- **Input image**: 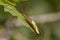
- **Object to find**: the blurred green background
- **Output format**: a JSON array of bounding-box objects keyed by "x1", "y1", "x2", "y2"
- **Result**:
[{"x1": 0, "y1": 0, "x2": 60, "y2": 40}]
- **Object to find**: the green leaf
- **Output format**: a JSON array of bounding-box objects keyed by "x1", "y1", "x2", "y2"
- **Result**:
[
  {"x1": 0, "y1": 0, "x2": 40, "y2": 34},
  {"x1": 0, "y1": 0, "x2": 31, "y2": 30}
]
